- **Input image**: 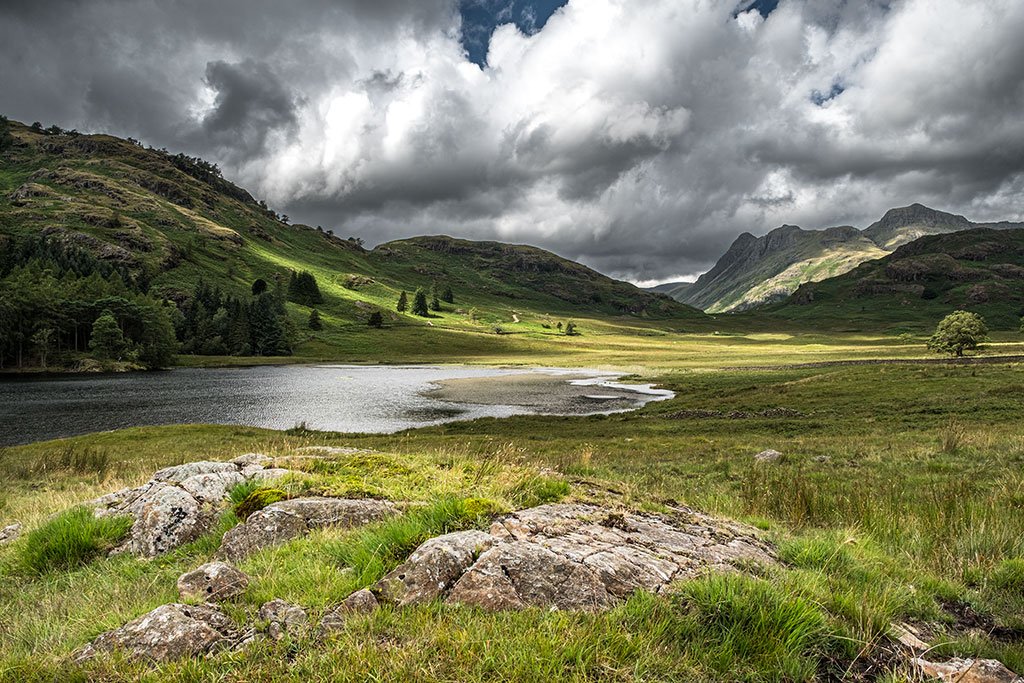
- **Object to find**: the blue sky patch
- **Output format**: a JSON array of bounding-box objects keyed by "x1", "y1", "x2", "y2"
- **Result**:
[{"x1": 459, "y1": 0, "x2": 569, "y2": 67}]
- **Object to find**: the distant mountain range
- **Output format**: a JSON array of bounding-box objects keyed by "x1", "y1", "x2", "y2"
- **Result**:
[{"x1": 653, "y1": 204, "x2": 1024, "y2": 313}]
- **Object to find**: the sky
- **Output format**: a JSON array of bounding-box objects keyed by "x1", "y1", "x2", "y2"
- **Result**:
[{"x1": 2, "y1": 0, "x2": 1023, "y2": 285}]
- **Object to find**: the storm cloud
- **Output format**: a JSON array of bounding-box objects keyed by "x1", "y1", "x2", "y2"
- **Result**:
[{"x1": 1, "y1": 0, "x2": 1023, "y2": 283}]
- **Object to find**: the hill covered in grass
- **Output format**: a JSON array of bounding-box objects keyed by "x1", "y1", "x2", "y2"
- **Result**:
[
  {"x1": 663, "y1": 204, "x2": 1024, "y2": 313},
  {"x1": 765, "y1": 228, "x2": 1024, "y2": 331},
  {"x1": 0, "y1": 118, "x2": 701, "y2": 370}
]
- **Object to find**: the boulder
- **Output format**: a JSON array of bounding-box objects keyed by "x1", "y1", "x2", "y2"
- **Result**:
[
  {"x1": 152, "y1": 461, "x2": 240, "y2": 484},
  {"x1": 231, "y1": 453, "x2": 273, "y2": 467},
  {"x1": 217, "y1": 508, "x2": 308, "y2": 562},
  {"x1": 913, "y1": 658, "x2": 1023, "y2": 683},
  {"x1": 377, "y1": 503, "x2": 775, "y2": 612},
  {"x1": 129, "y1": 485, "x2": 206, "y2": 557},
  {"x1": 177, "y1": 562, "x2": 249, "y2": 602},
  {"x1": 76, "y1": 604, "x2": 240, "y2": 663},
  {"x1": 754, "y1": 449, "x2": 783, "y2": 463},
  {"x1": 259, "y1": 599, "x2": 308, "y2": 640},
  {"x1": 179, "y1": 471, "x2": 245, "y2": 503},
  {"x1": 270, "y1": 497, "x2": 396, "y2": 528}
]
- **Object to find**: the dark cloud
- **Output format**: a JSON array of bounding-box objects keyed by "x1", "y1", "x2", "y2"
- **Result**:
[{"x1": 0, "y1": 0, "x2": 1022, "y2": 283}]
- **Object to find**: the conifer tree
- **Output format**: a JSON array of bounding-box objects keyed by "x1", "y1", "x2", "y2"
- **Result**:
[
  {"x1": 397, "y1": 290, "x2": 408, "y2": 312},
  {"x1": 308, "y1": 309, "x2": 323, "y2": 330},
  {"x1": 412, "y1": 288, "x2": 430, "y2": 316}
]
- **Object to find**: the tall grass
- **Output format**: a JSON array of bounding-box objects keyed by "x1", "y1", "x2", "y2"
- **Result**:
[{"x1": 16, "y1": 507, "x2": 132, "y2": 575}]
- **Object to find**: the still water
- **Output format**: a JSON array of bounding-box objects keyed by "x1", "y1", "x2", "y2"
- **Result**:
[{"x1": 0, "y1": 365, "x2": 673, "y2": 446}]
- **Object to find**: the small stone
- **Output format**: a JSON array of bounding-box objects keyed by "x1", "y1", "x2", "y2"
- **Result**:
[
  {"x1": 890, "y1": 622, "x2": 930, "y2": 651},
  {"x1": 912, "y1": 657, "x2": 1023, "y2": 683},
  {"x1": 812, "y1": 455, "x2": 832, "y2": 464},
  {"x1": 320, "y1": 590, "x2": 378, "y2": 634},
  {"x1": 259, "y1": 599, "x2": 308, "y2": 640},
  {"x1": 177, "y1": 562, "x2": 249, "y2": 602},
  {"x1": 0, "y1": 522, "x2": 22, "y2": 545},
  {"x1": 754, "y1": 449, "x2": 783, "y2": 463}
]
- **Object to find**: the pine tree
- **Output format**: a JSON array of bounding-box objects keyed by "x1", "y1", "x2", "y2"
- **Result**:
[
  {"x1": 368, "y1": 311, "x2": 383, "y2": 328},
  {"x1": 90, "y1": 309, "x2": 125, "y2": 360},
  {"x1": 412, "y1": 288, "x2": 430, "y2": 317},
  {"x1": 429, "y1": 283, "x2": 441, "y2": 311},
  {"x1": 397, "y1": 290, "x2": 408, "y2": 313},
  {"x1": 250, "y1": 294, "x2": 290, "y2": 356},
  {"x1": 442, "y1": 285, "x2": 454, "y2": 304},
  {"x1": 308, "y1": 309, "x2": 323, "y2": 330}
]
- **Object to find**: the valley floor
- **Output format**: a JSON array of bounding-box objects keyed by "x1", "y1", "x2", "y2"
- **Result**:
[{"x1": 1, "y1": 337, "x2": 1023, "y2": 681}]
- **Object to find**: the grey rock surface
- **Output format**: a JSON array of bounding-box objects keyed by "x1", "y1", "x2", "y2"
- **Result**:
[
  {"x1": 177, "y1": 562, "x2": 250, "y2": 602},
  {"x1": 259, "y1": 599, "x2": 308, "y2": 640}
]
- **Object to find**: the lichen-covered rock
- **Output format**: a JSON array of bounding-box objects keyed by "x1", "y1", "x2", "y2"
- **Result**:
[
  {"x1": 129, "y1": 485, "x2": 206, "y2": 557},
  {"x1": 217, "y1": 508, "x2": 308, "y2": 562},
  {"x1": 152, "y1": 461, "x2": 240, "y2": 484},
  {"x1": 378, "y1": 530, "x2": 495, "y2": 605},
  {"x1": 0, "y1": 522, "x2": 22, "y2": 545},
  {"x1": 177, "y1": 562, "x2": 249, "y2": 602},
  {"x1": 179, "y1": 471, "x2": 245, "y2": 503},
  {"x1": 247, "y1": 467, "x2": 293, "y2": 483},
  {"x1": 754, "y1": 449, "x2": 782, "y2": 463},
  {"x1": 320, "y1": 590, "x2": 379, "y2": 634},
  {"x1": 231, "y1": 453, "x2": 273, "y2": 468},
  {"x1": 259, "y1": 599, "x2": 308, "y2": 640},
  {"x1": 377, "y1": 503, "x2": 775, "y2": 613},
  {"x1": 218, "y1": 498, "x2": 397, "y2": 560},
  {"x1": 913, "y1": 657, "x2": 1023, "y2": 683},
  {"x1": 75, "y1": 604, "x2": 240, "y2": 663}
]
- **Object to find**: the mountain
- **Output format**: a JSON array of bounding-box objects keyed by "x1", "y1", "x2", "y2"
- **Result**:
[
  {"x1": 0, "y1": 119, "x2": 700, "y2": 369},
  {"x1": 665, "y1": 204, "x2": 1024, "y2": 313},
  {"x1": 765, "y1": 228, "x2": 1024, "y2": 331}
]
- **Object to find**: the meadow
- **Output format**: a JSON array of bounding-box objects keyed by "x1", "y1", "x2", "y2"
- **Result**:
[{"x1": 1, "y1": 330, "x2": 1023, "y2": 681}]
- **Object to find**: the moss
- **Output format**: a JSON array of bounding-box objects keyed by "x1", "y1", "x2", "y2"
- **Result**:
[{"x1": 234, "y1": 488, "x2": 289, "y2": 521}]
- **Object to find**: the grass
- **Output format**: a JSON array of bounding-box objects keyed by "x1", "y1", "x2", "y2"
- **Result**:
[
  {"x1": 13, "y1": 507, "x2": 132, "y2": 575},
  {"x1": 1, "y1": 356, "x2": 1023, "y2": 680}
]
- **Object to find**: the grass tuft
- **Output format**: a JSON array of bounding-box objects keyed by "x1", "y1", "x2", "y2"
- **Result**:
[
  {"x1": 16, "y1": 507, "x2": 132, "y2": 575},
  {"x1": 991, "y1": 558, "x2": 1024, "y2": 594}
]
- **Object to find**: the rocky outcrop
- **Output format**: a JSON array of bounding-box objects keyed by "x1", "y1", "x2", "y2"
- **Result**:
[
  {"x1": 377, "y1": 503, "x2": 775, "y2": 612},
  {"x1": 89, "y1": 455, "x2": 298, "y2": 557},
  {"x1": 177, "y1": 562, "x2": 249, "y2": 602},
  {"x1": 217, "y1": 498, "x2": 397, "y2": 561},
  {"x1": 76, "y1": 604, "x2": 244, "y2": 663}
]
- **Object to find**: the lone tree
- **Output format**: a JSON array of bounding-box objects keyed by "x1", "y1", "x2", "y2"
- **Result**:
[
  {"x1": 412, "y1": 288, "x2": 430, "y2": 317},
  {"x1": 429, "y1": 283, "x2": 441, "y2": 312},
  {"x1": 90, "y1": 310, "x2": 125, "y2": 360},
  {"x1": 396, "y1": 290, "x2": 408, "y2": 313},
  {"x1": 927, "y1": 310, "x2": 988, "y2": 357},
  {"x1": 251, "y1": 278, "x2": 268, "y2": 296},
  {"x1": 308, "y1": 309, "x2": 323, "y2": 330},
  {"x1": 441, "y1": 285, "x2": 454, "y2": 304},
  {"x1": 368, "y1": 311, "x2": 384, "y2": 328}
]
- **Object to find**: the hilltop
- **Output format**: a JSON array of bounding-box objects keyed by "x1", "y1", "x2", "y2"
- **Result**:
[
  {"x1": 0, "y1": 119, "x2": 700, "y2": 370},
  {"x1": 765, "y1": 227, "x2": 1024, "y2": 331},
  {"x1": 661, "y1": 204, "x2": 1024, "y2": 313}
]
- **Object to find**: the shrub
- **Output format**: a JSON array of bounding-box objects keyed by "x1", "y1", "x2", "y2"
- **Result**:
[
  {"x1": 234, "y1": 488, "x2": 289, "y2": 521},
  {"x1": 18, "y1": 507, "x2": 132, "y2": 575}
]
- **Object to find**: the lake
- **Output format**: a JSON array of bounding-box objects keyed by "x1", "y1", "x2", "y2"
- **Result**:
[{"x1": 0, "y1": 365, "x2": 674, "y2": 446}]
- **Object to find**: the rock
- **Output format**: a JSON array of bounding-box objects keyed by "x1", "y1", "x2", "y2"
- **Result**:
[
  {"x1": 378, "y1": 530, "x2": 496, "y2": 606},
  {"x1": 76, "y1": 603, "x2": 240, "y2": 663},
  {"x1": 129, "y1": 485, "x2": 206, "y2": 557},
  {"x1": 259, "y1": 599, "x2": 308, "y2": 640},
  {"x1": 217, "y1": 507, "x2": 308, "y2": 562},
  {"x1": 271, "y1": 498, "x2": 396, "y2": 528},
  {"x1": 177, "y1": 562, "x2": 249, "y2": 602},
  {"x1": 811, "y1": 455, "x2": 831, "y2": 464},
  {"x1": 890, "y1": 622, "x2": 930, "y2": 651},
  {"x1": 152, "y1": 461, "x2": 240, "y2": 484},
  {"x1": 179, "y1": 471, "x2": 244, "y2": 503},
  {"x1": 320, "y1": 590, "x2": 379, "y2": 634},
  {"x1": 377, "y1": 503, "x2": 775, "y2": 613},
  {"x1": 754, "y1": 449, "x2": 783, "y2": 463},
  {"x1": 0, "y1": 522, "x2": 22, "y2": 545},
  {"x1": 295, "y1": 446, "x2": 371, "y2": 456},
  {"x1": 231, "y1": 453, "x2": 273, "y2": 467},
  {"x1": 247, "y1": 467, "x2": 293, "y2": 483},
  {"x1": 913, "y1": 657, "x2": 1023, "y2": 683}
]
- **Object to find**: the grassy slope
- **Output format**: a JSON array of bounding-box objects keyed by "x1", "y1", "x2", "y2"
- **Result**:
[
  {"x1": 1, "y1": 359, "x2": 1023, "y2": 680},
  {"x1": 765, "y1": 228, "x2": 1024, "y2": 332},
  {"x1": 0, "y1": 121, "x2": 701, "y2": 365}
]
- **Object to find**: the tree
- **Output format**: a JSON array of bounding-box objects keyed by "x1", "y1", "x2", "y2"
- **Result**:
[
  {"x1": 0, "y1": 115, "x2": 12, "y2": 153},
  {"x1": 249, "y1": 294, "x2": 290, "y2": 356},
  {"x1": 368, "y1": 311, "x2": 383, "y2": 328},
  {"x1": 90, "y1": 310, "x2": 125, "y2": 360},
  {"x1": 429, "y1": 283, "x2": 441, "y2": 312},
  {"x1": 396, "y1": 291, "x2": 408, "y2": 313},
  {"x1": 251, "y1": 278, "x2": 268, "y2": 295},
  {"x1": 287, "y1": 270, "x2": 323, "y2": 306},
  {"x1": 308, "y1": 309, "x2": 323, "y2": 330},
  {"x1": 412, "y1": 288, "x2": 430, "y2": 317},
  {"x1": 564, "y1": 321, "x2": 578, "y2": 336},
  {"x1": 927, "y1": 310, "x2": 988, "y2": 357},
  {"x1": 441, "y1": 285, "x2": 454, "y2": 304},
  {"x1": 31, "y1": 327, "x2": 54, "y2": 368}
]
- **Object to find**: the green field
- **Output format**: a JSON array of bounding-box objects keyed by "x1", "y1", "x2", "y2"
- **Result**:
[{"x1": 2, "y1": 333, "x2": 1023, "y2": 681}]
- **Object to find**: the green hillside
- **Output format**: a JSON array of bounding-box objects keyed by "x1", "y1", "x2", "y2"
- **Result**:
[
  {"x1": 765, "y1": 228, "x2": 1024, "y2": 331},
  {"x1": 0, "y1": 119, "x2": 701, "y2": 369}
]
